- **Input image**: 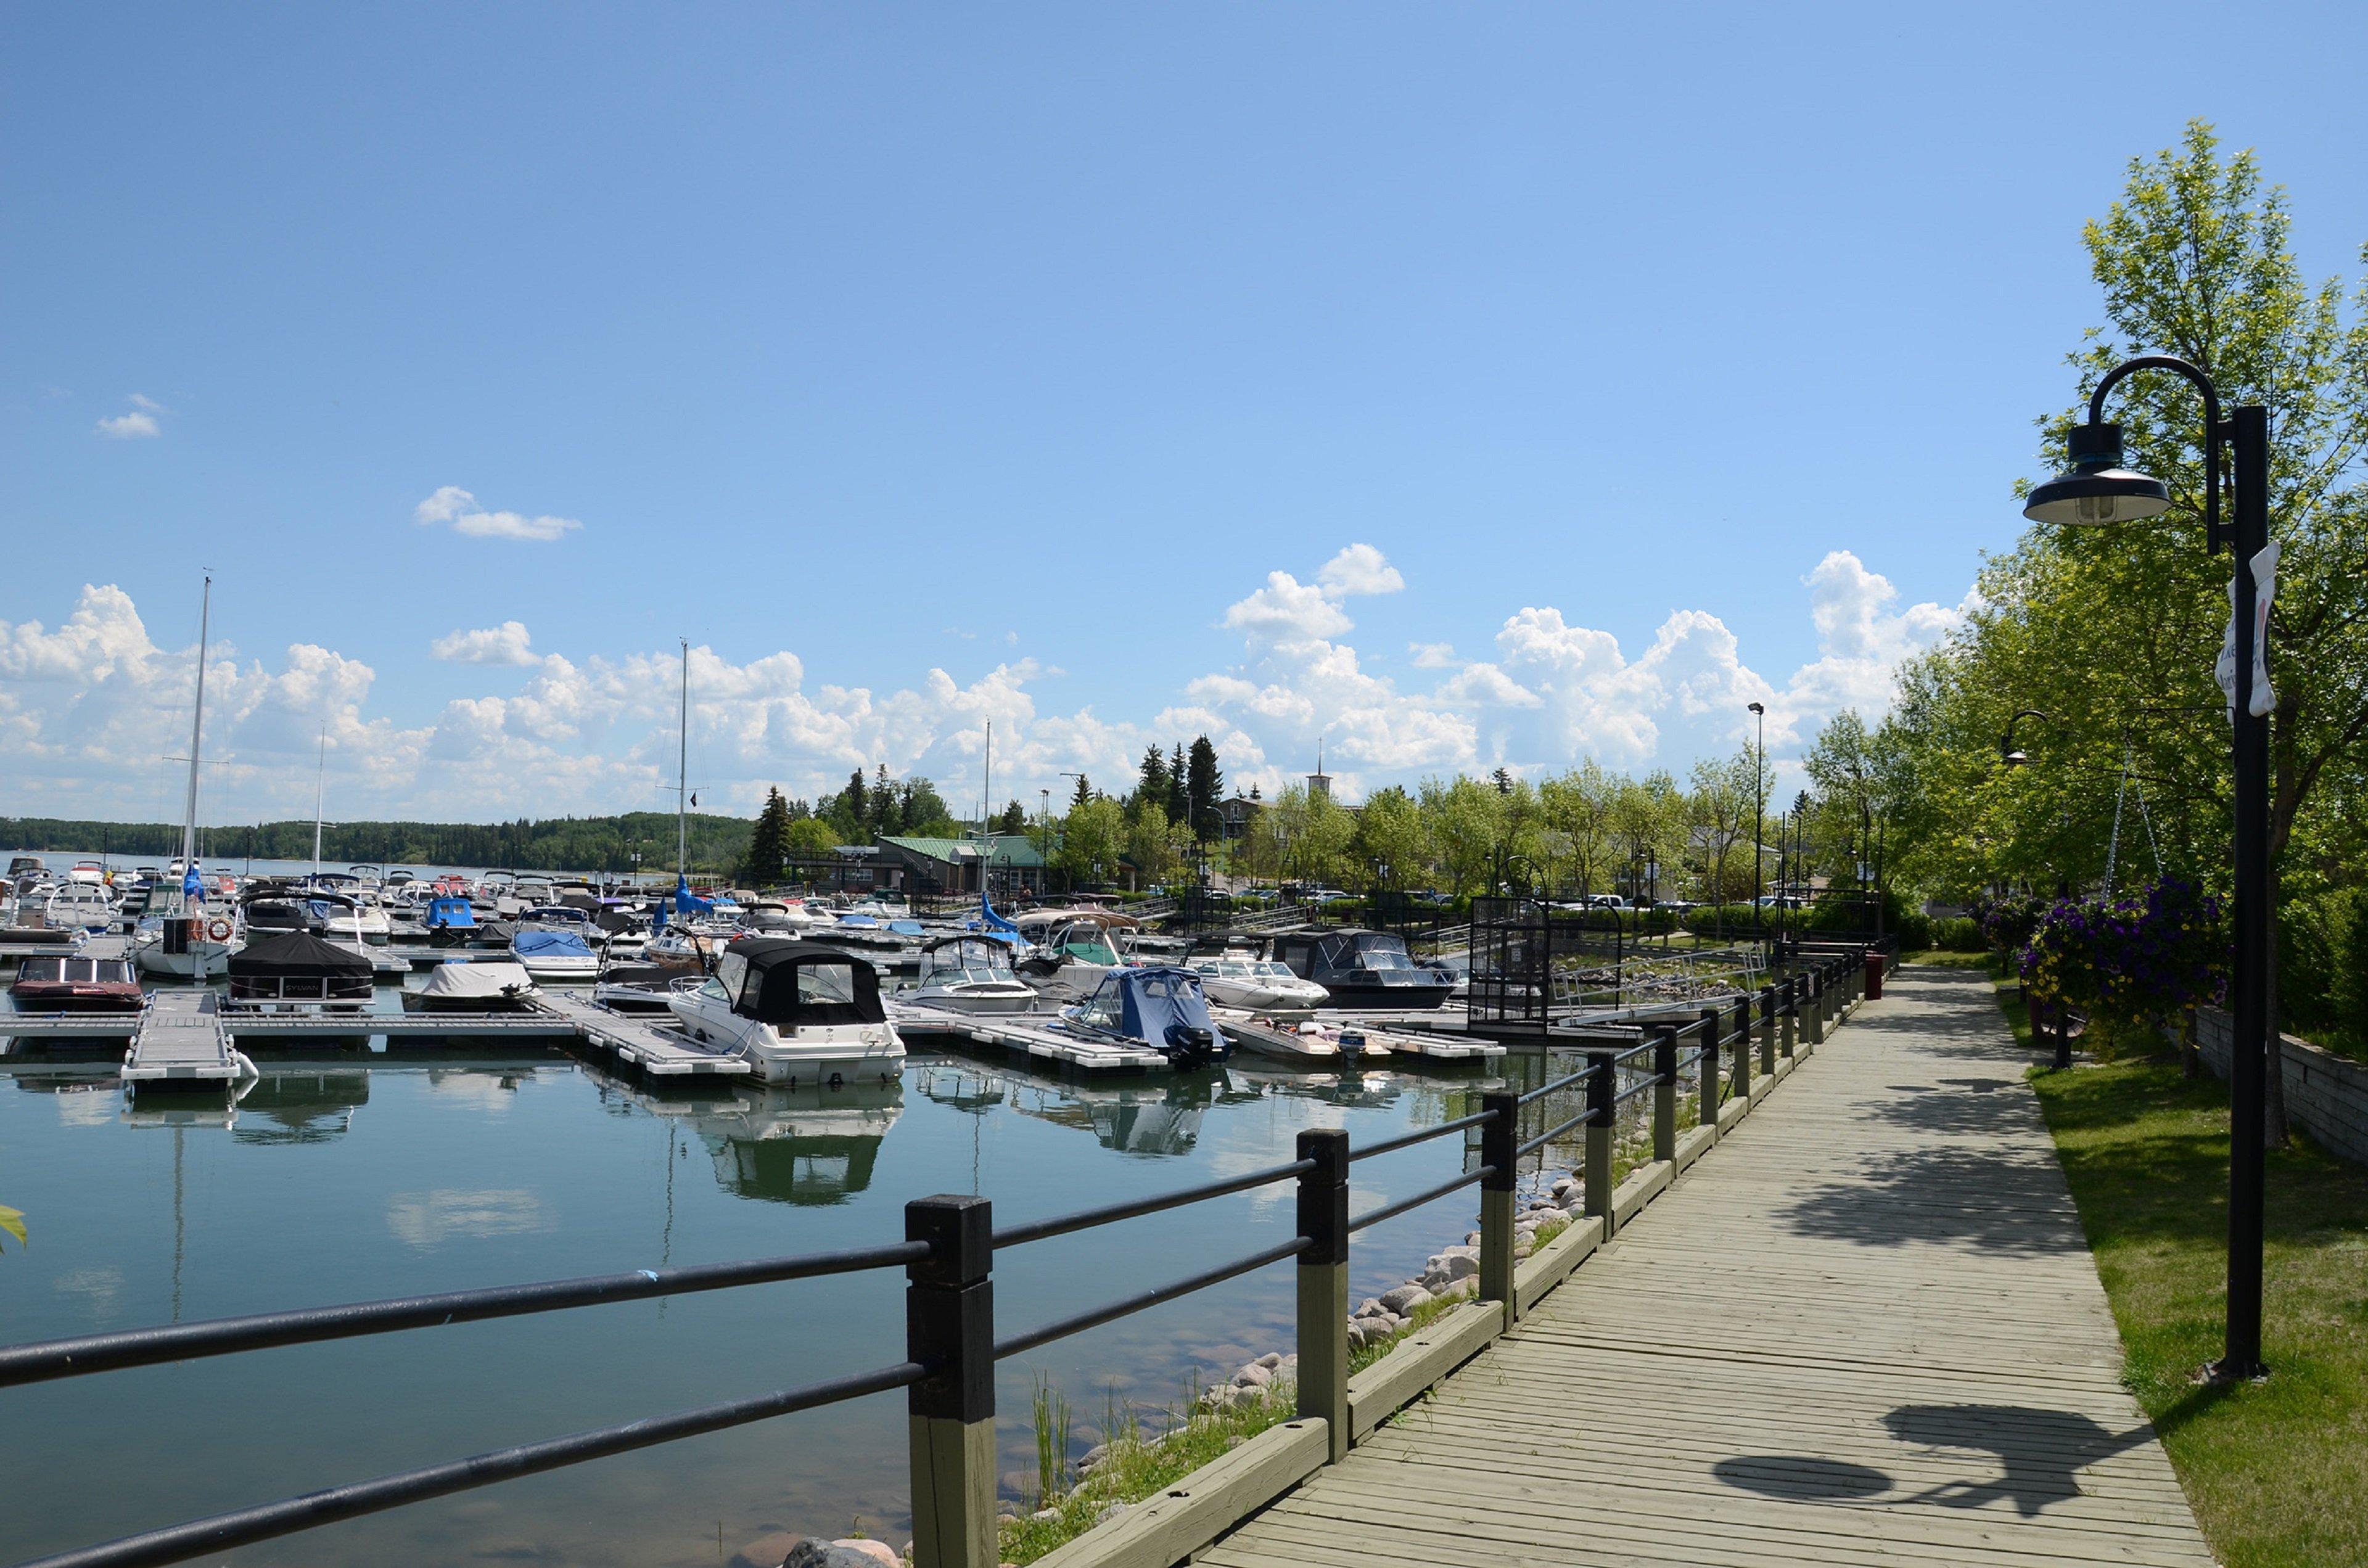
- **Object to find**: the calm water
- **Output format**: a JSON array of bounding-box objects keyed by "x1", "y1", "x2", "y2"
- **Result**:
[{"x1": 0, "y1": 1025, "x2": 1598, "y2": 1566}]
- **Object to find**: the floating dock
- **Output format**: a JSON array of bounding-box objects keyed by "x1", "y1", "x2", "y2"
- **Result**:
[
  {"x1": 121, "y1": 989, "x2": 240, "y2": 1085},
  {"x1": 1219, "y1": 1012, "x2": 1503, "y2": 1067},
  {"x1": 890, "y1": 1003, "x2": 1169, "y2": 1072},
  {"x1": 530, "y1": 990, "x2": 754, "y2": 1078}
]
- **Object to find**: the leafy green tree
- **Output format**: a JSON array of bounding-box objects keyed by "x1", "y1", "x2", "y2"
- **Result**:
[
  {"x1": 1420, "y1": 774, "x2": 1503, "y2": 897},
  {"x1": 1054, "y1": 796, "x2": 1127, "y2": 887},
  {"x1": 784, "y1": 817, "x2": 840, "y2": 860},
  {"x1": 1353, "y1": 784, "x2": 1427, "y2": 891},
  {"x1": 1688, "y1": 749, "x2": 1758, "y2": 922},
  {"x1": 1539, "y1": 760, "x2": 1619, "y2": 901}
]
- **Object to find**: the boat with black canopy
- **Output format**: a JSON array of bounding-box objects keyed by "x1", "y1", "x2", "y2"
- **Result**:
[
  {"x1": 226, "y1": 930, "x2": 374, "y2": 1012},
  {"x1": 667, "y1": 937, "x2": 904, "y2": 1087}
]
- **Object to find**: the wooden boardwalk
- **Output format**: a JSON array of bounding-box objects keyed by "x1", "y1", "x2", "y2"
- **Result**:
[{"x1": 1204, "y1": 966, "x2": 2215, "y2": 1568}]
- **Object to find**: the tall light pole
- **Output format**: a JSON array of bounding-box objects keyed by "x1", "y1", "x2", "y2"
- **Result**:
[
  {"x1": 1747, "y1": 702, "x2": 1766, "y2": 951},
  {"x1": 2024, "y1": 353, "x2": 2270, "y2": 1382}
]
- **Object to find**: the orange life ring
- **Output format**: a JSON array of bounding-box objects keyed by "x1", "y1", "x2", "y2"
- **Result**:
[{"x1": 207, "y1": 917, "x2": 234, "y2": 943}]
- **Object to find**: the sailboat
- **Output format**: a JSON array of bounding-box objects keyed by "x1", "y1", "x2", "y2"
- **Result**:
[
  {"x1": 642, "y1": 640, "x2": 728, "y2": 970},
  {"x1": 135, "y1": 577, "x2": 237, "y2": 979}
]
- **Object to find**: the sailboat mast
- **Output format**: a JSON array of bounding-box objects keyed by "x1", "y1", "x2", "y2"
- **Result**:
[
  {"x1": 676, "y1": 639, "x2": 689, "y2": 881},
  {"x1": 312, "y1": 729, "x2": 326, "y2": 881},
  {"x1": 981, "y1": 720, "x2": 992, "y2": 898},
  {"x1": 179, "y1": 577, "x2": 211, "y2": 890}
]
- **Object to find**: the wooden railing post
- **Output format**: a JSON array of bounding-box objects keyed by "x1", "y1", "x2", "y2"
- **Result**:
[
  {"x1": 1697, "y1": 1006, "x2": 1723, "y2": 1138},
  {"x1": 1779, "y1": 977, "x2": 1796, "y2": 1059},
  {"x1": 1478, "y1": 1092, "x2": 1519, "y2": 1325},
  {"x1": 1583, "y1": 1051, "x2": 1616, "y2": 1234},
  {"x1": 1757, "y1": 985, "x2": 1777, "y2": 1075},
  {"x1": 1651, "y1": 1024, "x2": 1678, "y2": 1163},
  {"x1": 1295, "y1": 1128, "x2": 1350, "y2": 1459},
  {"x1": 906, "y1": 1194, "x2": 995, "y2": 1568},
  {"x1": 1803, "y1": 968, "x2": 1825, "y2": 1046}
]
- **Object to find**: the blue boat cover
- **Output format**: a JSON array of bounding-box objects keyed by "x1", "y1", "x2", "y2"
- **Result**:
[
  {"x1": 1080, "y1": 966, "x2": 1226, "y2": 1052},
  {"x1": 513, "y1": 929, "x2": 594, "y2": 958},
  {"x1": 426, "y1": 895, "x2": 476, "y2": 929},
  {"x1": 653, "y1": 878, "x2": 713, "y2": 932}
]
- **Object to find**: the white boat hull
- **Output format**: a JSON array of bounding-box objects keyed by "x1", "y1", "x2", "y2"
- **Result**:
[{"x1": 666, "y1": 991, "x2": 904, "y2": 1086}]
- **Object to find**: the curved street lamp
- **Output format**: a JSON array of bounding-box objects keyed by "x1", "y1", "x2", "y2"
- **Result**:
[
  {"x1": 1998, "y1": 708, "x2": 2057, "y2": 769},
  {"x1": 2025, "y1": 353, "x2": 2271, "y2": 1383}
]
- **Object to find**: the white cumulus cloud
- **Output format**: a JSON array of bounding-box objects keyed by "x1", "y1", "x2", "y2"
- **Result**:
[
  {"x1": 95, "y1": 395, "x2": 162, "y2": 440},
  {"x1": 414, "y1": 486, "x2": 582, "y2": 543},
  {"x1": 431, "y1": 622, "x2": 538, "y2": 666}
]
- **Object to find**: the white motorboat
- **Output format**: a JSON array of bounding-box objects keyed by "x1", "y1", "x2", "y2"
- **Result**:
[
  {"x1": 1188, "y1": 955, "x2": 1331, "y2": 1011},
  {"x1": 908, "y1": 935, "x2": 1037, "y2": 1014},
  {"x1": 667, "y1": 938, "x2": 903, "y2": 1087},
  {"x1": 511, "y1": 928, "x2": 599, "y2": 981},
  {"x1": 592, "y1": 961, "x2": 693, "y2": 1014},
  {"x1": 39, "y1": 882, "x2": 119, "y2": 935},
  {"x1": 313, "y1": 882, "x2": 393, "y2": 946},
  {"x1": 1012, "y1": 917, "x2": 1129, "y2": 1002}
]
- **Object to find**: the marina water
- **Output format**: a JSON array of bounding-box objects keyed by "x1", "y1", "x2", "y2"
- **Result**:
[{"x1": 1, "y1": 1002, "x2": 1524, "y2": 1567}]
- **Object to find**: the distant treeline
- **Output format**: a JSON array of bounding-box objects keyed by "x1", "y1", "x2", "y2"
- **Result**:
[{"x1": 1, "y1": 813, "x2": 755, "y2": 875}]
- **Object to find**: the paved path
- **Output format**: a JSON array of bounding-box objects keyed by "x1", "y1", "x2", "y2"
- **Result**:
[{"x1": 1206, "y1": 966, "x2": 2216, "y2": 1568}]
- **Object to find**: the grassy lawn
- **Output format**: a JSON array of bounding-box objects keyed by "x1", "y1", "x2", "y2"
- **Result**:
[{"x1": 2025, "y1": 1043, "x2": 2368, "y2": 1567}]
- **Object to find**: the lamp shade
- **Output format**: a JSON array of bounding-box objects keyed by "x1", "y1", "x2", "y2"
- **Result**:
[{"x1": 2023, "y1": 420, "x2": 2171, "y2": 526}]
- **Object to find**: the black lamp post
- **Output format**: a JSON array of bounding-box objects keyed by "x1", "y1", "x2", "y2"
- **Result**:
[
  {"x1": 1747, "y1": 701, "x2": 1766, "y2": 949},
  {"x1": 2024, "y1": 354, "x2": 2271, "y2": 1383}
]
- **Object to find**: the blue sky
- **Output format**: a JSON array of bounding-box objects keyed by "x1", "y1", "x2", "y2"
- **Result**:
[{"x1": 5, "y1": 3, "x2": 2364, "y2": 824}]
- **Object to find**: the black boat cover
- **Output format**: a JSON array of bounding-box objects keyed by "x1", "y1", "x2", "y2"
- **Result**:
[
  {"x1": 229, "y1": 930, "x2": 374, "y2": 979},
  {"x1": 718, "y1": 938, "x2": 884, "y2": 1027}
]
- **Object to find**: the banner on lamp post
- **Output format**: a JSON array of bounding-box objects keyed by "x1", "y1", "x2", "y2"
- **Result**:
[{"x1": 2216, "y1": 539, "x2": 2279, "y2": 720}]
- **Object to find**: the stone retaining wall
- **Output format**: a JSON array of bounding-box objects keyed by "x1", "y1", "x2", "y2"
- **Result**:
[{"x1": 2185, "y1": 1006, "x2": 2368, "y2": 1167}]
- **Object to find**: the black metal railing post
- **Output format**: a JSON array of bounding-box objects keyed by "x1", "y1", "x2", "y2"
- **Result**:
[
  {"x1": 1651, "y1": 1024, "x2": 1678, "y2": 1164},
  {"x1": 1803, "y1": 967, "x2": 1825, "y2": 1048},
  {"x1": 1698, "y1": 1006, "x2": 1723, "y2": 1137},
  {"x1": 1478, "y1": 1092, "x2": 1519, "y2": 1324},
  {"x1": 1779, "y1": 976, "x2": 1796, "y2": 1059},
  {"x1": 1295, "y1": 1128, "x2": 1351, "y2": 1460},
  {"x1": 1757, "y1": 984, "x2": 1777, "y2": 1077},
  {"x1": 906, "y1": 1194, "x2": 994, "y2": 1568},
  {"x1": 1583, "y1": 1053, "x2": 1616, "y2": 1234},
  {"x1": 1732, "y1": 997, "x2": 1753, "y2": 1101}
]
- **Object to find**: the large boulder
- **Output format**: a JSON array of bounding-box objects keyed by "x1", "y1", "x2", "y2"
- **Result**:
[
  {"x1": 777, "y1": 1539, "x2": 893, "y2": 1568},
  {"x1": 1378, "y1": 1283, "x2": 1431, "y2": 1315}
]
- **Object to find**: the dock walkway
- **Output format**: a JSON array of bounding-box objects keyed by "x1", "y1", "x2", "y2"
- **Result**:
[
  {"x1": 120, "y1": 989, "x2": 238, "y2": 1085},
  {"x1": 1205, "y1": 966, "x2": 2214, "y2": 1568}
]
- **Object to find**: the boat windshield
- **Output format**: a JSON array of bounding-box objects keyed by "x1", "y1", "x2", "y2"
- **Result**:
[{"x1": 1255, "y1": 961, "x2": 1298, "y2": 979}]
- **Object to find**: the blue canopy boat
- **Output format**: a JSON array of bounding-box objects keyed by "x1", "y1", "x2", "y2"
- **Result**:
[{"x1": 1064, "y1": 965, "x2": 1231, "y2": 1069}]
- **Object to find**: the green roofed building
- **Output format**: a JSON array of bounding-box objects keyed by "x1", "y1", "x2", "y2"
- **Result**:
[{"x1": 874, "y1": 833, "x2": 1048, "y2": 898}]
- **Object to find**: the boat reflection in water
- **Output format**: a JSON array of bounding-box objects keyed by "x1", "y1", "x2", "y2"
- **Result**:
[
  {"x1": 644, "y1": 1078, "x2": 906, "y2": 1207},
  {"x1": 911, "y1": 1058, "x2": 1264, "y2": 1159},
  {"x1": 229, "y1": 1068, "x2": 371, "y2": 1145}
]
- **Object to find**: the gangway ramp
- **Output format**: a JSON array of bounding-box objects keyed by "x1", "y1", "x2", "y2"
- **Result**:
[{"x1": 121, "y1": 989, "x2": 239, "y2": 1085}]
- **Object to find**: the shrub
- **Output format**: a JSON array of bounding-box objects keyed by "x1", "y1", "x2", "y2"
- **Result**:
[{"x1": 1930, "y1": 916, "x2": 1984, "y2": 953}]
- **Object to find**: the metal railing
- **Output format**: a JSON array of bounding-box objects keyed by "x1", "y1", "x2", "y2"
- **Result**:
[{"x1": 1, "y1": 952, "x2": 1873, "y2": 1568}]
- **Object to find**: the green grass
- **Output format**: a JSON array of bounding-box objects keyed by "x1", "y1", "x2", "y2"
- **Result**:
[
  {"x1": 2025, "y1": 1046, "x2": 2368, "y2": 1567},
  {"x1": 1903, "y1": 948, "x2": 1993, "y2": 969},
  {"x1": 997, "y1": 1379, "x2": 1302, "y2": 1565}
]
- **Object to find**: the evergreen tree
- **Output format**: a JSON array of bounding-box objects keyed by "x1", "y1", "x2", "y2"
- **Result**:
[
  {"x1": 1166, "y1": 743, "x2": 1189, "y2": 824},
  {"x1": 1134, "y1": 747, "x2": 1170, "y2": 814},
  {"x1": 1186, "y1": 736, "x2": 1223, "y2": 842},
  {"x1": 996, "y1": 799, "x2": 1028, "y2": 835},
  {"x1": 740, "y1": 786, "x2": 793, "y2": 886},
  {"x1": 1071, "y1": 773, "x2": 1093, "y2": 809}
]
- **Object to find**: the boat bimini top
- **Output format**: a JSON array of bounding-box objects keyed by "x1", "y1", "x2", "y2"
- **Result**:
[{"x1": 715, "y1": 938, "x2": 886, "y2": 1027}]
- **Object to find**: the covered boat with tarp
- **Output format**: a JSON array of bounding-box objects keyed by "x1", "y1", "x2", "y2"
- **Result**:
[
  {"x1": 1064, "y1": 966, "x2": 1230, "y2": 1069},
  {"x1": 405, "y1": 960, "x2": 540, "y2": 1014},
  {"x1": 667, "y1": 937, "x2": 903, "y2": 1086},
  {"x1": 226, "y1": 930, "x2": 374, "y2": 1011}
]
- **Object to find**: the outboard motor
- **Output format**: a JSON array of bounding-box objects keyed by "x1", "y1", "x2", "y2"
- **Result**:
[{"x1": 1163, "y1": 1022, "x2": 1222, "y2": 1068}]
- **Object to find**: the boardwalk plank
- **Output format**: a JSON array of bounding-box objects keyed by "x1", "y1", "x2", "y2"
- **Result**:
[{"x1": 1206, "y1": 967, "x2": 2213, "y2": 1568}]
